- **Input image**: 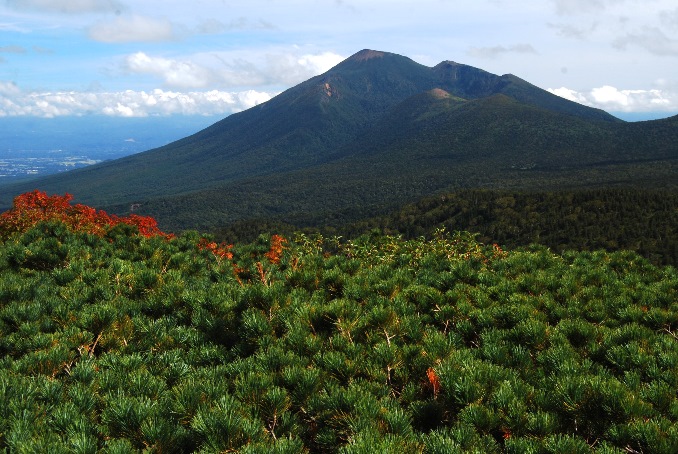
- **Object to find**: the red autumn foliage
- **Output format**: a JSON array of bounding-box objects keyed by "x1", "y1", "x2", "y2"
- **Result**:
[
  {"x1": 0, "y1": 190, "x2": 171, "y2": 239},
  {"x1": 264, "y1": 234, "x2": 287, "y2": 265},
  {"x1": 426, "y1": 367, "x2": 441, "y2": 399},
  {"x1": 197, "y1": 237, "x2": 234, "y2": 262}
]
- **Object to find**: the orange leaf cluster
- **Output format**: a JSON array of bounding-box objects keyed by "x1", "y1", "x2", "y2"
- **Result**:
[
  {"x1": 264, "y1": 234, "x2": 287, "y2": 265},
  {"x1": 0, "y1": 190, "x2": 171, "y2": 239},
  {"x1": 426, "y1": 367, "x2": 441, "y2": 398},
  {"x1": 197, "y1": 237, "x2": 234, "y2": 261}
]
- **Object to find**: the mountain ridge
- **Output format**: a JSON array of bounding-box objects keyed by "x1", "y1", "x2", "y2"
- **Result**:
[{"x1": 0, "y1": 49, "x2": 675, "y2": 231}]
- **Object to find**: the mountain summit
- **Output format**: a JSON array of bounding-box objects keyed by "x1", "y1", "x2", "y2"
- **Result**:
[{"x1": 1, "y1": 49, "x2": 675, "y2": 231}]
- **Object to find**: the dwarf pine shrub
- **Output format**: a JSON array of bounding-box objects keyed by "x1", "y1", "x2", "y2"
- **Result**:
[{"x1": 0, "y1": 193, "x2": 677, "y2": 451}]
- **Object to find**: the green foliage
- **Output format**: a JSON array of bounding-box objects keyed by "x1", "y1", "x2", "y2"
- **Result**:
[{"x1": 0, "y1": 221, "x2": 677, "y2": 452}]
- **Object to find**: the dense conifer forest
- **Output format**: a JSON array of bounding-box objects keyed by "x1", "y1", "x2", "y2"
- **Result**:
[
  {"x1": 1, "y1": 192, "x2": 677, "y2": 452},
  {"x1": 343, "y1": 188, "x2": 678, "y2": 267},
  {"x1": 215, "y1": 188, "x2": 678, "y2": 268}
]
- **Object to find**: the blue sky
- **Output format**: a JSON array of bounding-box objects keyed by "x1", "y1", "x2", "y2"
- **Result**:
[{"x1": 1, "y1": 0, "x2": 678, "y2": 119}]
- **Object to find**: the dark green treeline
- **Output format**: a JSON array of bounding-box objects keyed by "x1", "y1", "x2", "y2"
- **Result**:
[{"x1": 217, "y1": 188, "x2": 678, "y2": 267}]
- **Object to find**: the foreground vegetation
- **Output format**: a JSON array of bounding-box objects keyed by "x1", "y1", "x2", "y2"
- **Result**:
[{"x1": 1, "y1": 192, "x2": 677, "y2": 452}]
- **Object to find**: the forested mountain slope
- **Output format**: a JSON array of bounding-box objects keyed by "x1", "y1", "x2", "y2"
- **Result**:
[
  {"x1": 132, "y1": 94, "x2": 678, "y2": 232},
  {"x1": 3, "y1": 49, "x2": 674, "y2": 233}
]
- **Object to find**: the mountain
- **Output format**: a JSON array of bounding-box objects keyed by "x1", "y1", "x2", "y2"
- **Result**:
[{"x1": 0, "y1": 49, "x2": 675, "y2": 232}]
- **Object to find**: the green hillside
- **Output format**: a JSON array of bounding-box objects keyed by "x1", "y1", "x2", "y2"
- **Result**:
[
  {"x1": 130, "y1": 93, "x2": 677, "y2": 233},
  {"x1": 1, "y1": 49, "x2": 664, "y2": 233},
  {"x1": 0, "y1": 195, "x2": 677, "y2": 452}
]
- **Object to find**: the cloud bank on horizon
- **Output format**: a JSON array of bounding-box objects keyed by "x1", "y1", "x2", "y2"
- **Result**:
[{"x1": 1, "y1": 0, "x2": 677, "y2": 119}]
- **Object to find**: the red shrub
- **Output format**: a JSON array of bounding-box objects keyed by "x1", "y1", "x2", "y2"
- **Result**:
[{"x1": 0, "y1": 190, "x2": 171, "y2": 239}]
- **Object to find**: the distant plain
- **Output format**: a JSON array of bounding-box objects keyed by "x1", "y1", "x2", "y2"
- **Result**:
[{"x1": 0, "y1": 116, "x2": 218, "y2": 182}]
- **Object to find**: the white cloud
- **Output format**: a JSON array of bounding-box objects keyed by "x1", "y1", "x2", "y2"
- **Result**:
[
  {"x1": 0, "y1": 81, "x2": 22, "y2": 96},
  {"x1": 89, "y1": 15, "x2": 174, "y2": 43},
  {"x1": 0, "y1": 48, "x2": 335, "y2": 118},
  {"x1": 0, "y1": 85, "x2": 275, "y2": 118},
  {"x1": 120, "y1": 50, "x2": 346, "y2": 90},
  {"x1": 547, "y1": 87, "x2": 590, "y2": 104},
  {"x1": 261, "y1": 51, "x2": 345, "y2": 85},
  {"x1": 297, "y1": 52, "x2": 345, "y2": 76},
  {"x1": 613, "y1": 26, "x2": 678, "y2": 56},
  {"x1": 195, "y1": 17, "x2": 275, "y2": 34},
  {"x1": 0, "y1": 45, "x2": 27, "y2": 53},
  {"x1": 591, "y1": 86, "x2": 633, "y2": 106},
  {"x1": 0, "y1": 22, "x2": 31, "y2": 33},
  {"x1": 467, "y1": 44, "x2": 538, "y2": 59},
  {"x1": 123, "y1": 52, "x2": 214, "y2": 88},
  {"x1": 551, "y1": 0, "x2": 620, "y2": 15},
  {"x1": 0, "y1": 48, "x2": 343, "y2": 115},
  {"x1": 6, "y1": 0, "x2": 123, "y2": 14},
  {"x1": 547, "y1": 85, "x2": 676, "y2": 112},
  {"x1": 660, "y1": 8, "x2": 678, "y2": 29},
  {"x1": 548, "y1": 22, "x2": 598, "y2": 40}
]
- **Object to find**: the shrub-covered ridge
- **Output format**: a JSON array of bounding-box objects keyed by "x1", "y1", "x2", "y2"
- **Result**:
[{"x1": 0, "y1": 193, "x2": 677, "y2": 452}]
